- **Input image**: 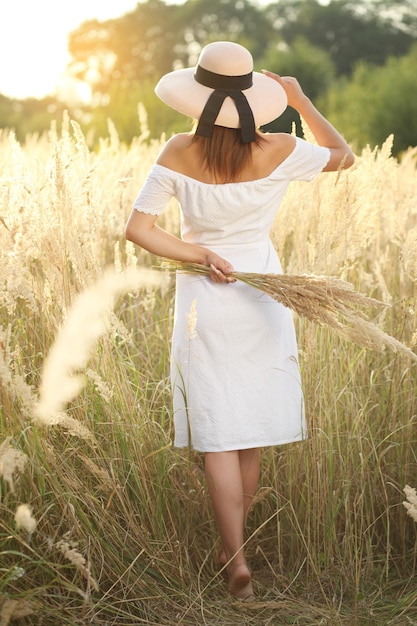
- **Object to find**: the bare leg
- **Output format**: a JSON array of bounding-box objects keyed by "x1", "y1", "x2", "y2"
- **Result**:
[
  {"x1": 218, "y1": 448, "x2": 260, "y2": 566},
  {"x1": 205, "y1": 449, "x2": 260, "y2": 599},
  {"x1": 240, "y1": 448, "x2": 261, "y2": 525}
]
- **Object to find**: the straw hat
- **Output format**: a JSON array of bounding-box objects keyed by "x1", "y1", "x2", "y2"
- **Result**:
[{"x1": 155, "y1": 41, "x2": 288, "y2": 142}]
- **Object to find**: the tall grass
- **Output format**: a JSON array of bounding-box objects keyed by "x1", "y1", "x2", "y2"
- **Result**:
[{"x1": 0, "y1": 114, "x2": 416, "y2": 625}]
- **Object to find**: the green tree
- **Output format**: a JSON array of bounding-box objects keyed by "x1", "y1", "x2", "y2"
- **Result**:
[
  {"x1": 260, "y1": 36, "x2": 335, "y2": 100},
  {"x1": 178, "y1": 0, "x2": 273, "y2": 61},
  {"x1": 67, "y1": 0, "x2": 273, "y2": 102},
  {"x1": 319, "y1": 43, "x2": 417, "y2": 154},
  {"x1": 0, "y1": 95, "x2": 69, "y2": 142},
  {"x1": 265, "y1": 0, "x2": 416, "y2": 76},
  {"x1": 85, "y1": 77, "x2": 188, "y2": 143},
  {"x1": 67, "y1": 0, "x2": 183, "y2": 96}
]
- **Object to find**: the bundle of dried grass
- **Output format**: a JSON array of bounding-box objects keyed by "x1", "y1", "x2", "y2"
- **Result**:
[{"x1": 163, "y1": 262, "x2": 417, "y2": 361}]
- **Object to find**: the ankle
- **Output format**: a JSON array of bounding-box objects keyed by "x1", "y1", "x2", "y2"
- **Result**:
[{"x1": 226, "y1": 549, "x2": 245, "y2": 562}]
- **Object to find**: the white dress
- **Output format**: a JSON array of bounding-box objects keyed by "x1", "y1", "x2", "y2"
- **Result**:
[{"x1": 133, "y1": 137, "x2": 330, "y2": 452}]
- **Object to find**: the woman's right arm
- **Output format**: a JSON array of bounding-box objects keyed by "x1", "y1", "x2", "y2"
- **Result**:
[
  {"x1": 125, "y1": 210, "x2": 235, "y2": 282},
  {"x1": 262, "y1": 71, "x2": 355, "y2": 171}
]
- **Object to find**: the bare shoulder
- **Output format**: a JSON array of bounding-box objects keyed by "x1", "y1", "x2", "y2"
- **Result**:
[
  {"x1": 157, "y1": 133, "x2": 193, "y2": 167},
  {"x1": 254, "y1": 132, "x2": 296, "y2": 172},
  {"x1": 262, "y1": 132, "x2": 296, "y2": 156}
]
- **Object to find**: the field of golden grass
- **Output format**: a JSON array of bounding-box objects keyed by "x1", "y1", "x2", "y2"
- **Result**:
[{"x1": 0, "y1": 115, "x2": 416, "y2": 625}]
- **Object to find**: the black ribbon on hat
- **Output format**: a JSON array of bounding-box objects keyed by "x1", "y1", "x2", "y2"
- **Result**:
[{"x1": 194, "y1": 65, "x2": 256, "y2": 143}]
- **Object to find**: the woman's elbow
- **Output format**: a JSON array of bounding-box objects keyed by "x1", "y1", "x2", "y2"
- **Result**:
[
  {"x1": 124, "y1": 210, "x2": 155, "y2": 248},
  {"x1": 124, "y1": 211, "x2": 142, "y2": 244},
  {"x1": 124, "y1": 221, "x2": 135, "y2": 243},
  {"x1": 325, "y1": 147, "x2": 355, "y2": 172},
  {"x1": 343, "y1": 149, "x2": 355, "y2": 169}
]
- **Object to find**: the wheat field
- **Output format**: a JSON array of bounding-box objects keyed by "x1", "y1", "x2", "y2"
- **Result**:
[{"x1": 0, "y1": 113, "x2": 416, "y2": 625}]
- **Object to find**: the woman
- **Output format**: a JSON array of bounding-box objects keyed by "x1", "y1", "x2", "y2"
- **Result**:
[{"x1": 125, "y1": 41, "x2": 354, "y2": 601}]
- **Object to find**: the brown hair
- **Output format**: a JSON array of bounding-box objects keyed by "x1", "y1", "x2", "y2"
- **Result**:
[{"x1": 191, "y1": 123, "x2": 265, "y2": 183}]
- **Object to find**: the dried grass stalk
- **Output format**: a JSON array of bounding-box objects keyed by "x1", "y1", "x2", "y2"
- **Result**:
[
  {"x1": 55, "y1": 533, "x2": 99, "y2": 592},
  {"x1": 164, "y1": 262, "x2": 417, "y2": 361},
  {"x1": 0, "y1": 598, "x2": 37, "y2": 626},
  {"x1": 33, "y1": 267, "x2": 165, "y2": 436}
]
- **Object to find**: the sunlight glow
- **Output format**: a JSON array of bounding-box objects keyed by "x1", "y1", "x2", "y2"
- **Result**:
[{"x1": 0, "y1": 0, "x2": 140, "y2": 100}]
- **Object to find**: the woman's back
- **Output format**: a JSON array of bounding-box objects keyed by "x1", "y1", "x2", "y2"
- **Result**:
[
  {"x1": 157, "y1": 131, "x2": 297, "y2": 184},
  {"x1": 136, "y1": 135, "x2": 330, "y2": 253}
]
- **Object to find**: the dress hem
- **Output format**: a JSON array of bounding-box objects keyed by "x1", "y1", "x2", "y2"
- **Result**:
[{"x1": 173, "y1": 434, "x2": 307, "y2": 453}]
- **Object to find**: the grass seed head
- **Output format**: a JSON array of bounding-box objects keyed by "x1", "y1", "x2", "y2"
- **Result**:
[
  {"x1": 0, "y1": 438, "x2": 27, "y2": 493},
  {"x1": 14, "y1": 504, "x2": 37, "y2": 535},
  {"x1": 403, "y1": 485, "x2": 417, "y2": 523}
]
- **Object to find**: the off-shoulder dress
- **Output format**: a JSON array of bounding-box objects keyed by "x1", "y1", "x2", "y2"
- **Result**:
[{"x1": 132, "y1": 136, "x2": 330, "y2": 452}]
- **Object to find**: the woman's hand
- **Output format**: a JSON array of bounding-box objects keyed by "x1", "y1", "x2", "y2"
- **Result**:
[
  {"x1": 262, "y1": 70, "x2": 308, "y2": 111},
  {"x1": 206, "y1": 253, "x2": 236, "y2": 284}
]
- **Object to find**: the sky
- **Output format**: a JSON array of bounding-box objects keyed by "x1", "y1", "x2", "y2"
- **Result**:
[{"x1": 0, "y1": 0, "x2": 141, "y2": 99}]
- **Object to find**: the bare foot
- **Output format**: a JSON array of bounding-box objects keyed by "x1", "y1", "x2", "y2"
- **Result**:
[
  {"x1": 227, "y1": 563, "x2": 254, "y2": 601},
  {"x1": 217, "y1": 550, "x2": 228, "y2": 580}
]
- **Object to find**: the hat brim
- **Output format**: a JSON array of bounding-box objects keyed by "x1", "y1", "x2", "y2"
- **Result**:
[{"x1": 155, "y1": 68, "x2": 288, "y2": 129}]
